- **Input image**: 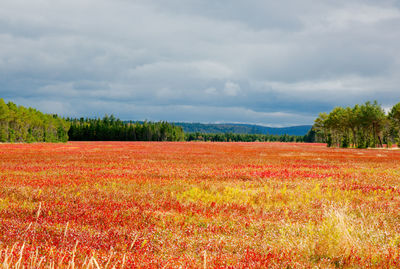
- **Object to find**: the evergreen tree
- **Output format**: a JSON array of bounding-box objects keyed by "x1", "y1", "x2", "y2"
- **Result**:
[{"x1": 67, "y1": 116, "x2": 185, "y2": 142}]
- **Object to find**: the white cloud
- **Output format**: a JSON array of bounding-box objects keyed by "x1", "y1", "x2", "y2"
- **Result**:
[
  {"x1": 327, "y1": 5, "x2": 400, "y2": 28},
  {"x1": 223, "y1": 81, "x2": 241, "y2": 96}
]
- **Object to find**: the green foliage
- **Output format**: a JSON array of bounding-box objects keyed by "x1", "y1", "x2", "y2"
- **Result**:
[
  {"x1": 312, "y1": 112, "x2": 329, "y2": 143},
  {"x1": 0, "y1": 98, "x2": 70, "y2": 143},
  {"x1": 312, "y1": 100, "x2": 399, "y2": 148},
  {"x1": 388, "y1": 103, "x2": 400, "y2": 146},
  {"x1": 0, "y1": 99, "x2": 9, "y2": 142},
  {"x1": 67, "y1": 116, "x2": 185, "y2": 141}
]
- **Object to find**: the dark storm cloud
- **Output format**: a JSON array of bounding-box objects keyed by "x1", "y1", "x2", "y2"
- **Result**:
[{"x1": 1, "y1": 0, "x2": 400, "y2": 126}]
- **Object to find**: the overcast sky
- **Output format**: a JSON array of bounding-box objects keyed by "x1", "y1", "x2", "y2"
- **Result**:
[{"x1": 1, "y1": 0, "x2": 400, "y2": 126}]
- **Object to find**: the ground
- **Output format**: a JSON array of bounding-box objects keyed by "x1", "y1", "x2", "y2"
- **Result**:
[{"x1": 0, "y1": 142, "x2": 399, "y2": 268}]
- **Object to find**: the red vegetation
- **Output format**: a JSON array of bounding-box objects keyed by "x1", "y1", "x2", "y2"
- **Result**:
[{"x1": 1, "y1": 142, "x2": 400, "y2": 268}]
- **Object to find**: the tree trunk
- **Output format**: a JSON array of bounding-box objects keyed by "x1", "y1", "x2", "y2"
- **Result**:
[{"x1": 378, "y1": 135, "x2": 383, "y2": 148}]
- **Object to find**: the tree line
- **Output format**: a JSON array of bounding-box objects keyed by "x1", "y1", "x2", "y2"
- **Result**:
[
  {"x1": 185, "y1": 132, "x2": 307, "y2": 142},
  {"x1": 0, "y1": 98, "x2": 313, "y2": 143},
  {"x1": 68, "y1": 116, "x2": 185, "y2": 141},
  {"x1": 0, "y1": 99, "x2": 185, "y2": 142},
  {"x1": 5, "y1": 98, "x2": 400, "y2": 146},
  {"x1": 312, "y1": 101, "x2": 400, "y2": 148},
  {"x1": 0, "y1": 98, "x2": 69, "y2": 142}
]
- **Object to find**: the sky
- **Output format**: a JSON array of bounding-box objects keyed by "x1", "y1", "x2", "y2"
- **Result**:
[{"x1": 1, "y1": 0, "x2": 400, "y2": 127}]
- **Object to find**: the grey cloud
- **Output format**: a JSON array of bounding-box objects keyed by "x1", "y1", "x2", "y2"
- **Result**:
[{"x1": 1, "y1": 0, "x2": 400, "y2": 126}]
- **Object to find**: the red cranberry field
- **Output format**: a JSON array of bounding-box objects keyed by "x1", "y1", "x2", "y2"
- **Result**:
[{"x1": 1, "y1": 142, "x2": 400, "y2": 268}]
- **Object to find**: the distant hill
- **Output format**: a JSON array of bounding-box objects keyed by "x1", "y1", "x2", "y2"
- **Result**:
[{"x1": 173, "y1": 122, "x2": 312, "y2": 136}]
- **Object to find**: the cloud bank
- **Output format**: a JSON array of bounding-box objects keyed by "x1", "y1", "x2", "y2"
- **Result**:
[{"x1": 1, "y1": 0, "x2": 399, "y2": 126}]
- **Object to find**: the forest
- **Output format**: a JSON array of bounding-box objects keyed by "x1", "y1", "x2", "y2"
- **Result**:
[
  {"x1": 185, "y1": 132, "x2": 306, "y2": 142},
  {"x1": 174, "y1": 122, "x2": 311, "y2": 136},
  {"x1": 312, "y1": 101, "x2": 400, "y2": 148},
  {"x1": 68, "y1": 116, "x2": 185, "y2": 141},
  {"x1": 0, "y1": 98, "x2": 69, "y2": 142}
]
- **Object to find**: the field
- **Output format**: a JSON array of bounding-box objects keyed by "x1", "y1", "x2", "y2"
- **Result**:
[{"x1": 1, "y1": 142, "x2": 400, "y2": 268}]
